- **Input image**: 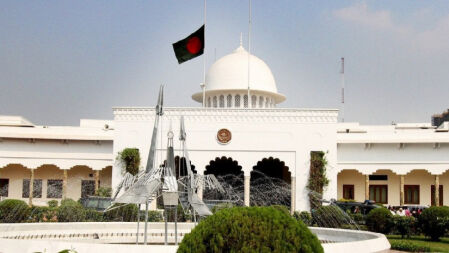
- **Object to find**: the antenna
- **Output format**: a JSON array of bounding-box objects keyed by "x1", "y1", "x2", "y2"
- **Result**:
[
  {"x1": 202, "y1": 0, "x2": 207, "y2": 107},
  {"x1": 341, "y1": 57, "x2": 345, "y2": 122}
]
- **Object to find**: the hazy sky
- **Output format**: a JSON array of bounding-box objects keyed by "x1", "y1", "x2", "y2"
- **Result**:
[{"x1": 1, "y1": 1, "x2": 449, "y2": 125}]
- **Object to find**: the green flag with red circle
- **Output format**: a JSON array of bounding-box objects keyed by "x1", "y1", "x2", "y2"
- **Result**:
[{"x1": 172, "y1": 25, "x2": 204, "y2": 64}]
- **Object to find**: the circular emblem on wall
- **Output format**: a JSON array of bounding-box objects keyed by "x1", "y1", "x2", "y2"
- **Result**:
[{"x1": 217, "y1": 129, "x2": 232, "y2": 144}]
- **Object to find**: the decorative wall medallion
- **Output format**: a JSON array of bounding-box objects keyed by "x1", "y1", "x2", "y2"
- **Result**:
[{"x1": 217, "y1": 129, "x2": 232, "y2": 144}]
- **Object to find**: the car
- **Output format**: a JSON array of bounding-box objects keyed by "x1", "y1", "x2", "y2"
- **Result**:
[{"x1": 333, "y1": 199, "x2": 381, "y2": 215}]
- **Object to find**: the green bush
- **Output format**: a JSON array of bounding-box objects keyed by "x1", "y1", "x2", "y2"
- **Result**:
[
  {"x1": 117, "y1": 148, "x2": 141, "y2": 176},
  {"x1": 178, "y1": 206, "x2": 323, "y2": 253},
  {"x1": 366, "y1": 207, "x2": 392, "y2": 234},
  {"x1": 85, "y1": 209, "x2": 104, "y2": 222},
  {"x1": 47, "y1": 200, "x2": 59, "y2": 208},
  {"x1": 29, "y1": 206, "x2": 58, "y2": 222},
  {"x1": 0, "y1": 199, "x2": 30, "y2": 223},
  {"x1": 312, "y1": 205, "x2": 349, "y2": 228},
  {"x1": 211, "y1": 202, "x2": 233, "y2": 214},
  {"x1": 146, "y1": 210, "x2": 163, "y2": 222},
  {"x1": 349, "y1": 213, "x2": 365, "y2": 225},
  {"x1": 392, "y1": 216, "x2": 415, "y2": 238},
  {"x1": 389, "y1": 240, "x2": 431, "y2": 252},
  {"x1": 95, "y1": 187, "x2": 112, "y2": 198},
  {"x1": 293, "y1": 211, "x2": 313, "y2": 226},
  {"x1": 418, "y1": 206, "x2": 449, "y2": 241},
  {"x1": 104, "y1": 203, "x2": 138, "y2": 222},
  {"x1": 57, "y1": 198, "x2": 86, "y2": 222}
]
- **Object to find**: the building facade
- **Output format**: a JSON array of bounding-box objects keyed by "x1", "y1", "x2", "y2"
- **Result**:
[{"x1": 1, "y1": 44, "x2": 448, "y2": 210}]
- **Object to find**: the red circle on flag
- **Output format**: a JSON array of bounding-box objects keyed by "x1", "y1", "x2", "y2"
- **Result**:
[{"x1": 186, "y1": 37, "x2": 202, "y2": 54}]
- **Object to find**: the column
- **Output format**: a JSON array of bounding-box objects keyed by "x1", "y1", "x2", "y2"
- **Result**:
[
  {"x1": 290, "y1": 176, "x2": 296, "y2": 214},
  {"x1": 95, "y1": 170, "x2": 100, "y2": 194},
  {"x1": 62, "y1": 169, "x2": 68, "y2": 199},
  {"x1": 365, "y1": 174, "x2": 369, "y2": 200},
  {"x1": 197, "y1": 179, "x2": 203, "y2": 200},
  {"x1": 435, "y1": 175, "x2": 440, "y2": 206},
  {"x1": 28, "y1": 169, "x2": 34, "y2": 206},
  {"x1": 400, "y1": 175, "x2": 405, "y2": 206},
  {"x1": 244, "y1": 175, "x2": 250, "y2": 206}
]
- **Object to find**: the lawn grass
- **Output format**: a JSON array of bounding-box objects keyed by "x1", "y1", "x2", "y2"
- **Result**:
[{"x1": 387, "y1": 235, "x2": 449, "y2": 252}]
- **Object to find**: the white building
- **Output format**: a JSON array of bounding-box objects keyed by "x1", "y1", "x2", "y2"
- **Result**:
[{"x1": 1, "y1": 44, "x2": 448, "y2": 211}]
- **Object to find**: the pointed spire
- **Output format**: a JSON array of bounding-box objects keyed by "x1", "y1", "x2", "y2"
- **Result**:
[
  {"x1": 156, "y1": 84, "x2": 164, "y2": 116},
  {"x1": 240, "y1": 32, "x2": 243, "y2": 47}
]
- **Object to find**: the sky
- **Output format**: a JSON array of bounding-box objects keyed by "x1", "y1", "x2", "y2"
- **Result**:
[{"x1": 1, "y1": 1, "x2": 449, "y2": 126}]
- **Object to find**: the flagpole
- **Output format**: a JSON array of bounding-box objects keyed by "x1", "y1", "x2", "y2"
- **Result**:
[
  {"x1": 247, "y1": 0, "x2": 251, "y2": 109},
  {"x1": 202, "y1": 0, "x2": 207, "y2": 107},
  {"x1": 341, "y1": 57, "x2": 345, "y2": 122}
]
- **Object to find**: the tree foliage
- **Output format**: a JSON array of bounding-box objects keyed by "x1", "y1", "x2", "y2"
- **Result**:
[
  {"x1": 366, "y1": 207, "x2": 392, "y2": 234},
  {"x1": 178, "y1": 206, "x2": 323, "y2": 253},
  {"x1": 418, "y1": 206, "x2": 449, "y2": 241}
]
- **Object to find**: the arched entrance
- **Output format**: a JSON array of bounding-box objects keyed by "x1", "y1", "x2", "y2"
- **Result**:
[
  {"x1": 250, "y1": 157, "x2": 291, "y2": 207},
  {"x1": 203, "y1": 156, "x2": 244, "y2": 204}
]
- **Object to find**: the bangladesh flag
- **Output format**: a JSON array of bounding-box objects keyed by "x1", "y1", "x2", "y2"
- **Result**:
[{"x1": 172, "y1": 25, "x2": 204, "y2": 64}]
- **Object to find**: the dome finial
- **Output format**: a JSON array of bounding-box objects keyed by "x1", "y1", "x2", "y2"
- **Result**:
[{"x1": 240, "y1": 32, "x2": 243, "y2": 47}]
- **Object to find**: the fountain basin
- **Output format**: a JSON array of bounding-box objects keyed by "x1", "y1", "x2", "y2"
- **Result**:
[{"x1": 0, "y1": 222, "x2": 390, "y2": 252}]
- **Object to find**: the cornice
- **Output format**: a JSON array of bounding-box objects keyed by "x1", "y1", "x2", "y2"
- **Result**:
[{"x1": 112, "y1": 107, "x2": 338, "y2": 123}]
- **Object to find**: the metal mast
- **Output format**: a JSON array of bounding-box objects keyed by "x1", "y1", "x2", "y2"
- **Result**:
[
  {"x1": 341, "y1": 57, "x2": 345, "y2": 122},
  {"x1": 247, "y1": 0, "x2": 252, "y2": 108}
]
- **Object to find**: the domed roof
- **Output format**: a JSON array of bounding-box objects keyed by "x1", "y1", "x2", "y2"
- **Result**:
[{"x1": 205, "y1": 45, "x2": 278, "y2": 93}]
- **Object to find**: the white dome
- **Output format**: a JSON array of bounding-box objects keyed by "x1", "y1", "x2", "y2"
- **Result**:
[
  {"x1": 192, "y1": 45, "x2": 285, "y2": 106},
  {"x1": 206, "y1": 45, "x2": 278, "y2": 93}
]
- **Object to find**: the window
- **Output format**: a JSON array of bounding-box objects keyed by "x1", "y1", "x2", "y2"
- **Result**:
[
  {"x1": 47, "y1": 180, "x2": 63, "y2": 198},
  {"x1": 207, "y1": 97, "x2": 211, "y2": 107},
  {"x1": 431, "y1": 185, "x2": 444, "y2": 206},
  {"x1": 0, "y1": 179, "x2": 9, "y2": 197},
  {"x1": 369, "y1": 175, "x2": 388, "y2": 181},
  {"x1": 259, "y1": 96, "x2": 264, "y2": 108},
  {"x1": 81, "y1": 180, "x2": 96, "y2": 198},
  {"x1": 227, "y1": 95, "x2": 232, "y2": 107},
  {"x1": 404, "y1": 185, "x2": 420, "y2": 204},
  {"x1": 369, "y1": 185, "x2": 388, "y2": 204},
  {"x1": 219, "y1": 95, "x2": 224, "y2": 108},
  {"x1": 343, "y1": 185, "x2": 354, "y2": 200},
  {"x1": 251, "y1": 95, "x2": 257, "y2": 108},
  {"x1": 235, "y1": 95, "x2": 241, "y2": 107},
  {"x1": 243, "y1": 95, "x2": 248, "y2": 108},
  {"x1": 213, "y1": 96, "x2": 217, "y2": 108},
  {"x1": 22, "y1": 179, "x2": 42, "y2": 198}
]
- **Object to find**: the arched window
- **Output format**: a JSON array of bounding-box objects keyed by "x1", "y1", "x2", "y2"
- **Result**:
[
  {"x1": 243, "y1": 95, "x2": 248, "y2": 108},
  {"x1": 259, "y1": 96, "x2": 264, "y2": 108},
  {"x1": 213, "y1": 96, "x2": 218, "y2": 108},
  {"x1": 207, "y1": 97, "x2": 211, "y2": 107},
  {"x1": 235, "y1": 95, "x2": 241, "y2": 108},
  {"x1": 227, "y1": 95, "x2": 232, "y2": 108},
  {"x1": 219, "y1": 95, "x2": 225, "y2": 108},
  {"x1": 251, "y1": 95, "x2": 257, "y2": 108}
]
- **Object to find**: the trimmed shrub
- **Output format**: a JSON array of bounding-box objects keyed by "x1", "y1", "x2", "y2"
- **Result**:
[
  {"x1": 104, "y1": 203, "x2": 138, "y2": 222},
  {"x1": 389, "y1": 240, "x2": 431, "y2": 252},
  {"x1": 294, "y1": 211, "x2": 313, "y2": 226},
  {"x1": 57, "y1": 198, "x2": 86, "y2": 222},
  {"x1": 95, "y1": 187, "x2": 112, "y2": 198},
  {"x1": 418, "y1": 206, "x2": 449, "y2": 241},
  {"x1": 350, "y1": 213, "x2": 365, "y2": 225},
  {"x1": 85, "y1": 209, "x2": 104, "y2": 222},
  {"x1": 47, "y1": 200, "x2": 59, "y2": 208},
  {"x1": 392, "y1": 216, "x2": 415, "y2": 238},
  {"x1": 312, "y1": 205, "x2": 349, "y2": 228},
  {"x1": 366, "y1": 207, "x2": 392, "y2": 234},
  {"x1": 29, "y1": 206, "x2": 58, "y2": 222},
  {"x1": 178, "y1": 206, "x2": 323, "y2": 253},
  {"x1": 0, "y1": 199, "x2": 30, "y2": 223},
  {"x1": 146, "y1": 210, "x2": 163, "y2": 222}
]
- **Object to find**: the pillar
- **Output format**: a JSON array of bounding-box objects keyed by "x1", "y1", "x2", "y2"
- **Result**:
[
  {"x1": 435, "y1": 175, "x2": 440, "y2": 206},
  {"x1": 95, "y1": 170, "x2": 100, "y2": 194},
  {"x1": 28, "y1": 169, "x2": 34, "y2": 206},
  {"x1": 197, "y1": 178, "x2": 203, "y2": 200},
  {"x1": 62, "y1": 169, "x2": 68, "y2": 199},
  {"x1": 244, "y1": 175, "x2": 250, "y2": 206},
  {"x1": 400, "y1": 175, "x2": 405, "y2": 206},
  {"x1": 290, "y1": 176, "x2": 296, "y2": 214},
  {"x1": 365, "y1": 174, "x2": 369, "y2": 200}
]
